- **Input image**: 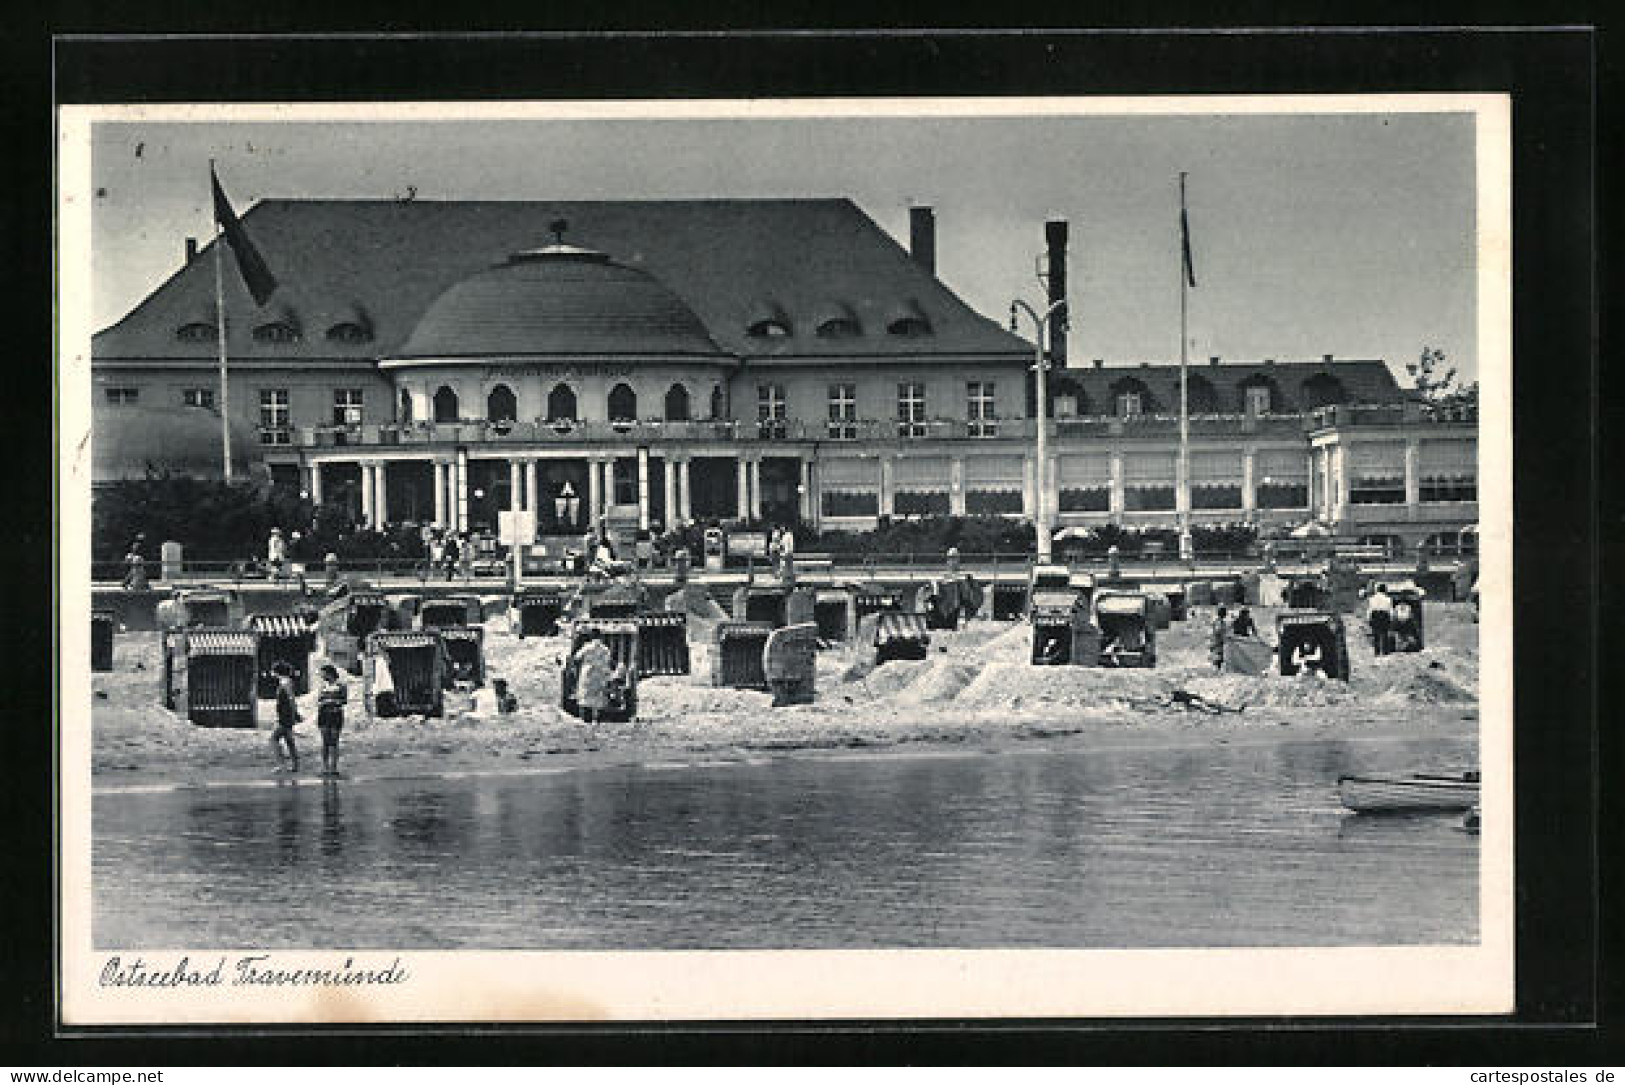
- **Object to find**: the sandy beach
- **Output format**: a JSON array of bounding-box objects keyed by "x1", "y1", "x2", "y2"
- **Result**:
[{"x1": 88, "y1": 602, "x2": 1480, "y2": 791}]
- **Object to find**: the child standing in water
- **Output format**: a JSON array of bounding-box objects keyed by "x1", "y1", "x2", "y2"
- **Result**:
[
  {"x1": 270, "y1": 661, "x2": 301, "y2": 773},
  {"x1": 316, "y1": 663, "x2": 347, "y2": 777}
]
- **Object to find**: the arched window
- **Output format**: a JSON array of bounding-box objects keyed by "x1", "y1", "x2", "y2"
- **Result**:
[
  {"x1": 608, "y1": 382, "x2": 638, "y2": 422},
  {"x1": 1239, "y1": 375, "x2": 1279, "y2": 414},
  {"x1": 664, "y1": 383, "x2": 691, "y2": 421},
  {"x1": 1184, "y1": 374, "x2": 1220, "y2": 414},
  {"x1": 433, "y1": 385, "x2": 460, "y2": 423},
  {"x1": 486, "y1": 384, "x2": 517, "y2": 423},
  {"x1": 175, "y1": 322, "x2": 217, "y2": 343},
  {"x1": 252, "y1": 322, "x2": 300, "y2": 344},
  {"x1": 547, "y1": 383, "x2": 577, "y2": 422},
  {"x1": 710, "y1": 385, "x2": 726, "y2": 420},
  {"x1": 1301, "y1": 373, "x2": 1348, "y2": 410},
  {"x1": 399, "y1": 388, "x2": 413, "y2": 424},
  {"x1": 1110, "y1": 377, "x2": 1154, "y2": 418}
]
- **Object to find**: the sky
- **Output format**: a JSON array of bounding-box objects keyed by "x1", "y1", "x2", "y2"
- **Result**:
[{"x1": 85, "y1": 104, "x2": 1480, "y2": 384}]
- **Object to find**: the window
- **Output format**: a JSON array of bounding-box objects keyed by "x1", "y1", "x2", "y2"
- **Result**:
[
  {"x1": 1115, "y1": 390, "x2": 1143, "y2": 418},
  {"x1": 1058, "y1": 454, "x2": 1111, "y2": 513},
  {"x1": 820, "y1": 458, "x2": 880, "y2": 518},
  {"x1": 175, "y1": 323, "x2": 216, "y2": 343},
  {"x1": 259, "y1": 388, "x2": 291, "y2": 445},
  {"x1": 748, "y1": 318, "x2": 791, "y2": 338},
  {"x1": 333, "y1": 388, "x2": 364, "y2": 427},
  {"x1": 104, "y1": 387, "x2": 139, "y2": 405},
  {"x1": 664, "y1": 384, "x2": 690, "y2": 422},
  {"x1": 1419, "y1": 441, "x2": 1477, "y2": 503},
  {"x1": 757, "y1": 384, "x2": 787, "y2": 439},
  {"x1": 252, "y1": 323, "x2": 299, "y2": 344},
  {"x1": 1190, "y1": 451, "x2": 1244, "y2": 510},
  {"x1": 1123, "y1": 452, "x2": 1176, "y2": 511},
  {"x1": 827, "y1": 383, "x2": 857, "y2": 440},
  {"x1": 1245, "y1": 384, "x2": 1272, "y2": 415},
  {"x1": 816, "y1": 317, "x2": 860, "y2": 338},
  {"x1": 433, "y1": 386, "x2": 460, "y2": 423},
  {"x1": 326, "y1": 323, "x2": 371, "y2": 344},
  {"x1": 547, "y1": 383, "x2": 577, "y2": 423},
  {"x1": 607, "y1": 383, "x2": 638, "y2": 423},
  {"x1": 897, "y1": 382, "x2": 927, "y2": 438},
  {"x1": 486, "y1": 384, "x2": 517, "y2": 424},
  {"x1": 182, "y1": 388, "x2": 215, "y2": 409},
  {"x1": 1349, "y1": 445, "x2": 1406, "y2": 505},
  {"x1": 612, "y1": 459, "x2": 638, "y2": 506},
  {"x1": 963, "y1": 455, "x2": 1024, "y2": 515},
  {"x1": 967, "y1": 381, "x2": 998, "y2": 437},
  {"x1": 893, "y1": 457, "x2": 951, "y2": 516},
  {"x1": 1255, "y1": 449, "x2": 1309, "y2": 509}
]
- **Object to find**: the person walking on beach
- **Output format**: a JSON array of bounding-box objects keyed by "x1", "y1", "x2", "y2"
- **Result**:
[
  {"x1": 267, "y1": 527, "x2": 287, "y2": 582},
  {"x1": 571, "y1": 629, "x2": 614, "y2": 725},
  {"x1": 122, "y1": 534, "x2": 148, "y2": 590},
  {"x1": 1209, "y1": 606, "x2": 1229, "y2": 671},
  {"x1": 270, "y1": 661, "x2": 301, "y2": 773},
  {"x1": 315, "y1": 663, "x2": 347, "y2": 776},
  {"x1": 442, "y1": 532, "x2": 460, "y2": 581},
  {"x1": 1367, "y1": 582, "x2": 1394, "y2": 655}
]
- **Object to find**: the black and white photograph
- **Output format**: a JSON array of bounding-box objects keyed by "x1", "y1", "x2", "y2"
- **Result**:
[{"x1": 57, "y1": 93, "x2": 1512, "y2": 1023}]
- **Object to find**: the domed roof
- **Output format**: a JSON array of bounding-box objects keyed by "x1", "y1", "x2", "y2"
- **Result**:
[{"x1": 393, "y1": 241, "x2": 726, "y2": 360}]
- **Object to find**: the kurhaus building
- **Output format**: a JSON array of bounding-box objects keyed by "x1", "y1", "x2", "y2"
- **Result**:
[{"x1": 91, "y1": 198, "x2": 1478, "y2": 551}]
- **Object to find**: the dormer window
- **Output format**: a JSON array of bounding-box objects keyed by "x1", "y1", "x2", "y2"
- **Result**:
[
  {"x1": 817, "y1": 317, "x2": 861, "y2": 338},
  {"x1": 885, "y1": 300, "x2": 932, "y2": 337},
  {"x1": 748, "y1": 319, "x2": 792, "y2": 338},
  {"x1": 176, "y1": 322, "x2": 217, "y2": 343},
  {"x1": 252, "y1": 322, "x2": 300, "y2": 344},
  {"x1": 326, "y1": 322, "x2": 372, "y2": 344}
]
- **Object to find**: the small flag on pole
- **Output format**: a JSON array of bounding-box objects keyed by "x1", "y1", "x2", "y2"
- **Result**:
[
  {"x1": 1180, "y1": 193, "x2": 1197, "y2": 289},
  {"x1": 211, "y1": 166, "x2": 279, "y2": 305}
]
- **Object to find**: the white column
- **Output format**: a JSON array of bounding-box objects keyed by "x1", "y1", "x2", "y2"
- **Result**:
[
  {"x1": 1404, "y1": 438, "x2": 1421, "y2": 507},
  {"x1": 950, "y1": 456, "x2": 966, "y2": 516},
  {"x1": 1109, "y1": 451, "x2": 1124, "y2": 517},
  {"x1": 588, "y1": 457, "x2": 604, "y2": 526},
  {"x1": 308, "y1": 462, "x2": 324, "y2": 506},
  {"x1": 663, "y1": 458, "x2": 677, "y2": 530},
  {"x1": 525, "y1": 460, "x2": 539, "y2": 522},
  {"x1": 455, "y1": 447, "x2": 470, "y2": 533},
  {"x1": 1242, "y1": 447, "x2": 1257, "y2": 514},
  {"x1": 1020, "y1": 454, "x2": 1035, "y2": 520},
  {"x1": 1334, "y1": 446, "x2": 1352, "y2": 522},
  {"x1": 799, "y1": 458, "x2": 814, "y2": 522},
  {"x1": 748, "y1": 458, "x2": 762, "y2": 521},
  {"x1": 509, "y1": 459, "x2": 523, "y2": 511},
  {"x1": 374, "y1": 463, "x2": 389, "y2": 526},
  {"x1": 1044, "y1": 454, "x2": 1059, "y2": 531},
  {"x1": 678, "y1": 458, "x2": 693, "y2": 523},
  {"x1": 879, "y1": 455, "x2": 895, "y2": 518},
  {"x1": 433, "y1": 461, "x2": 447, "y2": 527},
  {"x1": 360, "y1": 461, "x2": 376, "y2": 527},
  {"x1": 637, "y1": 447, "x2": 651, "y2": 531},
  {"x1": 735, "y1": 457, "x2": 749, "y2": 520},
  {"x1": 1175, "y1": 448, "x2": 1190, "y2": 516}
]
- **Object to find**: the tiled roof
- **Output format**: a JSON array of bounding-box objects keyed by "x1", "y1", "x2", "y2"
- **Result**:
[
  {"x1": 1048, "y1": 359, "x2": 1406, "y2": 412},
  {"x1": 94, "y1": 199, "x2": 1031, "y2": 364}
]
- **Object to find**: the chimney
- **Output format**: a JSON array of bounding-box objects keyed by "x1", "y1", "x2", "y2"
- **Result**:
[
  {"x1": 1092, "y1": 358, "x2": 1104, "y2": 370},
  {"x1": 1323, "y1": 353, "x2": 1334, "y2": 363},
  {"x1": 909, "y1": 207, "x2": 936, "y2": 276},
  {"x1": 1209, "y1": 355, "x2": 1221, "y2": 366},
  {"x1": 185, "y1": 237, "x2": 198, "y2": 263},
  {"x1": 1045, "y1": 219, "x2": 1069, "y2": 368}
]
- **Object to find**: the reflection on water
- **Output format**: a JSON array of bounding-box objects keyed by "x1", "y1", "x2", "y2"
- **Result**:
[{"x1": 95, "y1": 735, "x2": 1477, "y2": 949}]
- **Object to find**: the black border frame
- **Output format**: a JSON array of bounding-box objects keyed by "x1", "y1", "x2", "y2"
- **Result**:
[{"x1": 13, "y1": 25, "x2": 1605, "y2": 1065}]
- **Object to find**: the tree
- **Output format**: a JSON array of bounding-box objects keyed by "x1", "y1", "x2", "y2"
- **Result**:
[{"x1": 1406, "y1": 346, "x2": 1477, "y2": 420}]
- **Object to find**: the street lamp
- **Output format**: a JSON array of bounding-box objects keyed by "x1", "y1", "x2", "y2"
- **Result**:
[{"x1": 1010, "y1": 296, "x2": 1068, "y2": 564}]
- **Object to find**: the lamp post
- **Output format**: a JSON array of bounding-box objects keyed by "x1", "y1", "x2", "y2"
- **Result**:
[{"x1": 1010, "y1": 296, "x2": 1068, "y2": 564}]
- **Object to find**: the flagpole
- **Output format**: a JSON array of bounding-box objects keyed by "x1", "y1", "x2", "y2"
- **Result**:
[
  {"x1": 212, "y1": 161, "x2": 232, "y2": 483},
  {"x1": 1178, "y1": 172, "x2": 1190, "y2": 561}
]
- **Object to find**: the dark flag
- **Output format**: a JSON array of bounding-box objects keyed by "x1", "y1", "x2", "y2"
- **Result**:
[
  {"x1": 1180, "y1": 201, "x2": 1197, "y2": 288},
  {"x1": 211, "y1": 166, "x2": 279, "y2": 305}
]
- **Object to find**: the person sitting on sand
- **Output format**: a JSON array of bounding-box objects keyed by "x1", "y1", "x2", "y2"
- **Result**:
[
  {"x1": 270, "y1": 661, "x2": 301, "y2": 773},
  {"x1": 469, "y1": 676, "x2": 518, "y2": 718},
  {"x1": 1290, "y1": 641, "x2": 1326, "y2": 678},
  {"x1": 1231, "y1": 606, "x2": 1257, "y2": 638},
  {"x1": 492, "y1": 677, "x2": 518, "y2": 714},
  {"x1": 315, "y1": 663, "x2": 346, "y2": 776}
]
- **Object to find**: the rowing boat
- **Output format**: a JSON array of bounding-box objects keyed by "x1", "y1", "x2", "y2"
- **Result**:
[{"x1": 1336, "y1": 772, "x2": 1480, "y2": 814}]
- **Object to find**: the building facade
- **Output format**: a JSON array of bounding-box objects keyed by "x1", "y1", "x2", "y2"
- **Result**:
[{"x1": 91, "y1": 198, "x2": 1478, "y2": 551}]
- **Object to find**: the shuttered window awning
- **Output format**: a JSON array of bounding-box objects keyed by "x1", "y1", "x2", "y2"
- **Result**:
[
  {"x1": 1123, "y1": 452, "x2": 1176, "y2": 483},
  {"x1": 875, "y1": 612, "x2": 929, "y2": 642},
  {"x1": 892, "y1": 456, "x2": 950, "y2": 486},
  {"x1": 1190, "y1": 450, "x2": 1244, "y2": 482},
  {"x1": 187, "y1": 631, "x2": 259, "y2": 655},
  {"x1": 1058, "y1": 454, "x2": 1111, "y2": 485},
  {"x1": 1419, "y1": 440, "x2": 1477, "y2": 477},
  {"x1": 1256, "y1": 449, "x2": 1310, "y2": 480},
  {"x1": 1350, "y1": 443, "x2": 1405, "y2": 479},
  {"x1": 440, "y1": 627, "x2": 484, "y2": 644},
  {"x1": 369, "y1": 632, "x2": 440, "y2": 650},
  {"x1": 964, "y1": 454, "x2": 1024, "y2": 490},
  {"x1": 820, "y1": 458, "x2": 880, "y2": 488}
]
